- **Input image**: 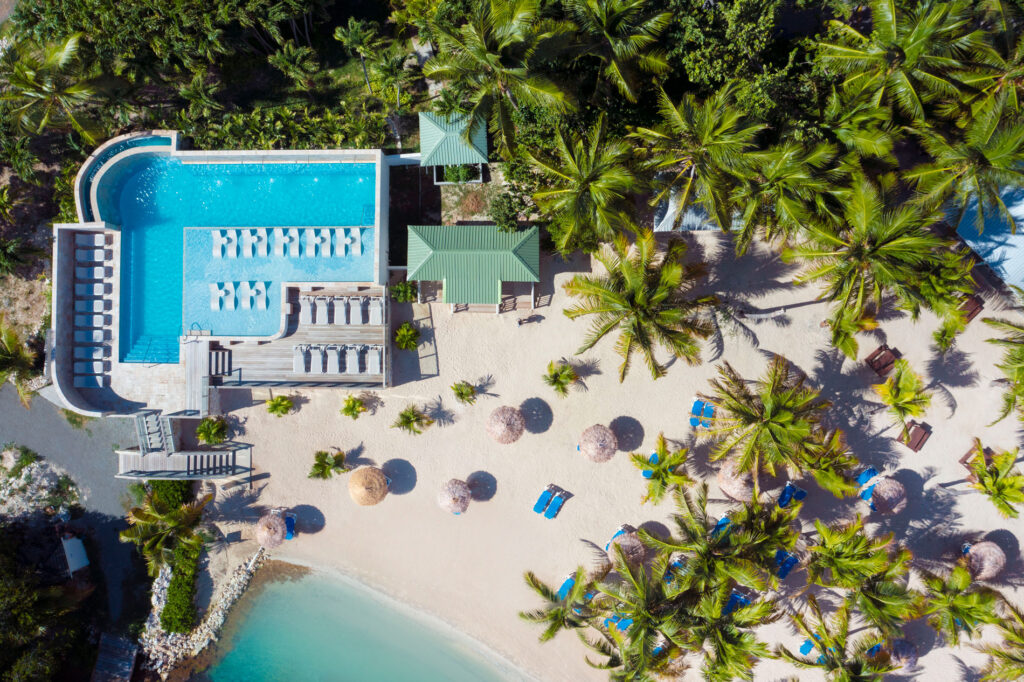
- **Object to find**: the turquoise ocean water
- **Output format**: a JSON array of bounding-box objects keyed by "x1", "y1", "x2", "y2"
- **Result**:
[{"x1": 198, "y1": 572, "x2": 523, "y2": 682}]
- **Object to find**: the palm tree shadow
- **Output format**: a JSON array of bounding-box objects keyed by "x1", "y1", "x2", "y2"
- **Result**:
[
  {"x1": 927, "y1": 346, "x2": 979, "y2": 389},
  {"x1": 358, "y1": 391, "x2": 384, "y2": 415},
  {"x1": 474, "y1": 374, "x2": 498, "y2": 398},
  {"x1": 873, "y1": 468, "x2": 962, "y2": 561},
  {"x1": 207, "y1": 483, "x2": 269, "y2": 525},
  {"x1": 425, "y1": 395, "x2": 456, "y2": 427},
  {"x1": 343, "y1": 443, "x2": 374, "y2": 468}
]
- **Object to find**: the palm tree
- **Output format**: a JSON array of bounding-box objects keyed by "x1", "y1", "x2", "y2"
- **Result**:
[
  {"x1": 803, "y1": 429, "x2": 861, "y2": 498},
  {"x1": 921, "y1": 564, "x2": 1000, "y2": 646},
  {"x1": 195, "y1": 417, "x2": 227, "y2": 445},
  {"x1": 816, "y1": 0, "x2": 987, "y2": 121},
  {"x1": 520, "y1": 567, "x2": 594, "y2": 641},
  {"x1": 565, "y1": 0, "x2": 671, "y2": 102},
  {"x1": 975, "y1": 598, "x2": 1024, "y2": 681},
  {"x1": 423, "y1": 0, "x2": 571, "y2": 151},
  {"x1": 983, "y1": 315, "x2": 1024, "y2": 422},
  {"x1": 0, "y1": 314, "x2": 37, "y2": 408},
  {"x1": 775, "y1": 594, "x2": 894, "y2": 681},
  {"x1": 372, "y1": 47, "x2": 414, "y2": 112},
  {"x1": 0, "y1": 188, "x2": 15, "y2": 224},
  {"x1": 968, "y1": 445, "x2": 1024, "y2": 518},
  {"x1": 844, "y1": 549, "x2": 921, "y2": 636},
  {"x1": 308, "y1": 450, "x2": 351, "y2": 479},
  {"x1": 630, "y1": 84, "x2": 764, "y2": 230},
  {"x1": 265, "y1": 395, "x2": 293, "y2": 417},
  {"x1": 805, "y1": 516, "x2": 897, "y2": 588},
  {"x1": 0, "y1": 34, "x2": 99, "y2": 143},
  {"x1": 395, "y1": 322, "x2": 420, "y2": 350},
  {"x1": 120, "y1": 492, "x2": 211, "y2": 577},
  {"x1": 872, "y1": 358, "x2": 932, "y2": 438},
  {"x1": 563, "y1": 229, "x2": 715, "y2": 381},
  {"x1": 0, "y1": 236, "x2": 40, "y2": 274},
  {"x1": 543, "y1": 360, "x2": 578, "y2": 397},
  {"x1": 341, "y1": 394, "x2": 367, "y2": 420},
  {"x1": 392, "y1": 404, "x2": 434, "y2": 434},
  {"x1": 704, "y1": 355, "x2": 830, "y2": 496},
  {"x1": 905, "y1": 117, "x2": 1024, "y2": 235},
  {"x1": 527, "y1": 115, "x2": 637, "y2": 254},
  {"x1": 963, "y1": 0, "x2": 1024, "y2": 126},
  {"x1": 268, "y1": 39, "x2": 321, "y2": 91},
  {"x1": 334, "y1": 17, "x2": 381, "y2": 93},
  {"x1": 631, "y1": 433, "x2": 693, "y2": 505},
  {"x1": 819, "y1": 87, "x2": 896, "y2": 167},
  {"x1": 451, "y1": 380, "x2": 478, "y2": 404},
  {"x1": 728, "y1": 501, "x2": 802, "y2": 577}
]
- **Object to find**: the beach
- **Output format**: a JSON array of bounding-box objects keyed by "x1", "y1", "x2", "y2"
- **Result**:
[{"x1": 203, "y1": 230, "x2": 1024, "y2": 681}]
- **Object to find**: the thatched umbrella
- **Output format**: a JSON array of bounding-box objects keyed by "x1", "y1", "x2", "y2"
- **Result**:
[
  {"x1": 870, "y1": 476, "x2": 907, "y2": 515},
  {"x1": 580, "y1": 424, "x2": 618, "y2": 463},
  {"x1": 607, "y1": 531, "x2": 645, "y2": 566},
  {"x1": 888, "y1": 639, "x2": 918, "y2": 669},
  {"x1": 966, "y1": 541, "x2": 1006, "y2": 581},
  {"x1": 438, "y1": 478, "x2": 471, "y2": 514},
  {"x1": 717, "y1": 458, "x2": 753, "y2": 502},
  {"x1": 487, "y1": 406, "x2": 525, "y2": 444},
  {"x1": 348, "y1": 466, "x2": 389, "y2": 506},
  {"x1": 255, "y1": 513, "x2": 286, "y2": 549}
]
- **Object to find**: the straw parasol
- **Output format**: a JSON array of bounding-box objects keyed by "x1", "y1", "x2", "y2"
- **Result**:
[
  {"x1": 348, "y1": 466, "x2": 389, "y2": 506},
  {"x1": 966, "y1": 541, "x2": 1006, "y2": 581},
  {"x1": 255, "y1": 513, "x2": 286, "y2": 549},
  {"x1": 888, "y1": 639, "x2": 918, "y2": 669},
  {"x1": 607, "y1": 531, "x2": 645, "y2": 566},
  {"x1": 717, "y1": 458, "x2": 753, "y2": 502},
  {"x1": 487, "y1": 406, "x2": 525, "y2": 444},
  {"x1": 438, "y1": 478, "x2": 471, "y2": 514},
  {"x1": 870, "y1": 476, "x2": 907, "y2": 515},
  {"x1": 580, "y1": 424, "x2": 618, "y2": 463}
]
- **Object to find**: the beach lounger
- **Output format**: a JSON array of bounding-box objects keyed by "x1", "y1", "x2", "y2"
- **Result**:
[
  {"x1": 723, "y1": 591, "x2": 751, "y2": 615},
  {"x1": 75, "y1": 266, "x2": 110, "y2": 281},
  {"x1": 366, "y1": 346, "x2": 382, "y2": 375},
  {"x1": 73, "y1": 375, "x2": 106, "y2": 389},
  {"x1": 254, "y1": 228, "x2": 269, "y2": 257},
  {"x1": 642, "y1": 451, "x2": 660, "y2": 479},
  {"x1": 308, "y1": 346, "x2": 325, "y2": 374},
  {"x1": 240, "y1": 229, "x2": 257, "y2": 257},
  {"x1": 210, "y1": 283, "x2": 225, "y2": 311},
  {"x1": 533, "y1": 485, "x2": 558, "y2": 514},
  {"x1": 345, "y1": 346, "x2": 361, "y2": 374},
  {"x1": 605, "y1": 525, "x2": 629, "y2": 550},
  {"x1": 74, "y1": 314, "x2": 108, "y2": 328},
  {"x1": 303, "y1": 229, "x2": 318, "y2": 257},
  {"x1": 557, "y1": 575, "x2": 575, "y2": 601},
  {"x1": 664, "y1": 559, "x2": 686, "y2": 584},
  {"x1": 349, "y1": 297, "x2": 365, "y2": 324},
  {"x1": 711, "y1": 517, "x2": 731, "y2": 539},
  {"x1": 285, "y1": 514, "x2": 296, "y2": 540},
  {"x1": 774, "y1": 549, "x2": 798, "y2": 579},
  {"x1": 346, "y1": 227, "x2": 362, "y2": 256},
  {"x1": 799, "y1": 638, "x2": 817, "y2": 656},
  {"x1": 865, "y1": 344, "x2": 899, "y2": 377},
  {"x1": 866, "y1": 643, "x2": 882, "y2": 657},
  {"x1": 222, "y1": 282, "x2": 236, "y2": 310},
  {"x1": 690, "y1": 398, "x2": 703, "y2": 428},
  {"x1": 75, "y1": 329, "x2": 108, "y2": 344},
  {"x1": 859, "y1": 483, "x2": 877, "y2": 511},
  {"x1": 292, "y1": 345, "x2": 307, "y2": 373},
  {"x1": 899, "y1": 421, "x2": 931, "y2": 452},
  {"x1": 75, "y1": 233, "x2": 105, "y2": 247},
  {"x1": 777, "y1": 482, "x2": 807, "y2": 508},
  {"x1": 74, "y1": 346, "x2": 106, "y2": 360},
  {"x1": 960, "y1": 294, "x2": 984, "y2": 323},
  {"x1": 855, "y1": 467, "x2": 878, "y2": 487},
  {"x1": 75, "y1": 299, "x2": 108, "y2": 313},
  {"x1": 701, "y1": 402, "x2": 715, "y2": 427},
  {"x1": 331, "y1": 297, "x2": 348, "y2": 325},
  {"x1": 326, "y1": 346, "x2": 341, "y2": 373},
  {"x1": 75, "y1": 282, "x2": 109, "y2": 297},
  {"x1": 251, "y1": 281, "x2": 268, "y2": 310},
  {"x1": 74, "y1": 361, "x2": 105, "y2": 375},
  {"x1": 75, "y1": 248, "x2": 106, "y2": 263},
  {"x1": 544, "y1": 491, "x2": 567, "y2": 519},
  {"x1": 314, "y1": 297, "x2": 328, "y2": 325},
  {"x1": 299, "y1": 296, "x2": 312, "y2": 325},
  {"x1": 368, "y1": 298, "x2": 383, "y2": 325}
]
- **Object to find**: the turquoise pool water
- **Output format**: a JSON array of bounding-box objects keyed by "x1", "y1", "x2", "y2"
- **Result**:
[
  {"x1": 198, "y1": 572, "x2": 521, "y2": 682},
  {"x1": 96, "y1": 154, "x2": 376, "y2": 363}
]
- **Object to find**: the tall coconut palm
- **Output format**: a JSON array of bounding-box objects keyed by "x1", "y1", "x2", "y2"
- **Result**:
[
  {"x1": 805, "y1": 516, "x2": 897, "y2": 588},
  {"x1": 565, "y1": 0, "x2": 671, "y2": 102},
  {"x1": 921, "y1": 564, "x2": 1001, "y2": 646},
  {"x1": 872, "y1": 358, "x2": 932, "y2": 438},
  {"x1": 975, "y1": 598, "x2": 1024, "y2": 681},
  {"x1": 963, "y1": 0, "x2": 1024, "y2": 125},
  {"x1": 704, "y1": 355, "x2": 830, "y2": 497},
  {"x1": 334, "y1": 17, "x2": 382, "y2": 93},
  {"x1": 630, "y1": 84, "x2": 764, "y2": 230},
  {"x1": 775, "y1": 594, "x2": 895, "y2": 681},
  {"x1": 728, "y1": 500, "x2": 802, "y2": 578},
  {"x1": 372, "y1": 47, "x2": 415, "y2": 112},
  {"x1": 968, "y1": 446, "x2": 1024, "y2": 518},
  {"x1": 0, "y1": 34, "x2": 99, "y2": 143},
  {"x1": 983, "y1": 315, "x2": 1024, "y2": 422},
  {"x1": 820, "y1": 87, "x2": 897, "y2": 167},
  {"x1": 423, "y1": 0, "x2": 571, "y2": 151},
  {"x1": 520, "y1": 567, "x2": 595, "y2": 641},
  {"x1": 816, "y1": 0, "x2": 987, "y2": 121},
  {"x1": 803, "y1": 429, "x2": 861, "y2": 498},
  {"x1": 528, "y1": 115, "x2": 637, "y2": 254},
  {"x1": 268, "y1": 39, "x2": 321, "y2": 91},
  {"x1": 563, "y1": 229, "x2": 715, "y2": 381},
  {"x1": 905, "y1": 116, "x2": 1024, "y2": 235},
  {"x1": 0, "y1": 314, "x2": 37, "y2": 408},
  {"x1": 119, "y1": 492, "x2": 211, "y2": 577},
  {"x1": 845, "y1": 550, "x2": 922, "y2": 636},
  {"x1": 631, "y1": 432, "x2": 694, "y2": 505}
]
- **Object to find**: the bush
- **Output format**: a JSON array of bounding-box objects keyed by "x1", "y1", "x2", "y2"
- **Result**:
[
  {"x1": 443, "y1": 164, "x2": 478, "y2": 183},
  {"x1": 489, "y1": 192, "x2": 523, "y2": 233},
  {"x1": 394, "y1": 322, "x2": 420, "y2": 351},
  {"x1": 160, "y1": 543, "x2": 201, "y2": 633},
  {"x1": 341, "y1": 394, "x2": 367, "y2": 420},
  {"x1": 149, "y1": 480, "x2": 193, "y2": 509},
  {"x1": 391, "y1": 280, "x2": 417, "y2": 303},
  {"x1": 266, "y1": 396, "x2": 294, "y2": 417},
  {"x1": 4, "y1": 445, "x2": 39, "y2": 478},
  {"x1": 195, "y1": 416, "x2": 228, "y2": 445}
]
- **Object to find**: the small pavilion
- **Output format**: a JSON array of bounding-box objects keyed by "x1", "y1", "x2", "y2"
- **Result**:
[
  {"x1": 417, "y1": 112, "x2": 488, "y2": 182},
  {"x1": 406, "y1": 224, "x2": 540, "y2": 312}
]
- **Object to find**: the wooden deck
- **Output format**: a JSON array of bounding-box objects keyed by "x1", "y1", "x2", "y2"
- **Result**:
[{"x1": 183, "y1": 338, "x2": 210, "y2": 416}]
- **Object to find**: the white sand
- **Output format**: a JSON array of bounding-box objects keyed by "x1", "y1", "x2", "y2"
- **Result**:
[{"x1": 206, "y1": 232, "x2": 1024, "y2": 681}]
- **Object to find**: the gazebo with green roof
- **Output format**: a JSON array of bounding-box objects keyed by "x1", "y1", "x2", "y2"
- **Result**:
[
  {"x1": 418, "y1": 112, "x2": 488, "y2": 182},
  {"x1": 406, "y1": 225, "x2": 540, "y2": 312}
]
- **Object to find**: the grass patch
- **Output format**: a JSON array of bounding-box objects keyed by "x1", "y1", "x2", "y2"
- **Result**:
[
  {"x1": 60, "y1": 409, "x2": 94, "y2": 432},
  {"x1": 3, "y1": 443, "x2": 40, "y2": 478}
]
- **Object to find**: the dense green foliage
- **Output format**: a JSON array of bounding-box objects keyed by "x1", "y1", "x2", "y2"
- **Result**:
[
  {"x1": 160, "y1": 542, "x2": 201, "y2": 633},
  {"x1": 308, "y1": 450, "x2": 351, "y2": 479},
  {"x1": 394, "y1": 321, "x2": 421, "y2": 350},
  {"x1": 149, "y1": 480, "x2": 194, "y2": 509},
  {"x1": 390, "y1": 280, "x2": 418, "y2": 303},
  {"x1": 195, "y1": 416, "x2": 228, "y2": 445},
  {"x1": 120, "y1": 491, "x2": 209, "y2": 577},
  {"x1": 266, "y1": 395, "x2": 294, "y2": 417}
]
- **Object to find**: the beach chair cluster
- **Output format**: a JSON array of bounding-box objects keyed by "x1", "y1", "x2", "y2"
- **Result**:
[
  {"x1": 298, "y1": 295, "x2": 383, "y2": 326},
  {"x1": 71, "y1": 233, "x2": 113, "y2": 389},
  {"x1": 533, "y1": 484, "x2": 569, "y2": 519},
  {"x1": 292, "y1": 344, "x2": 383, "y2": 376},
  {"x1": 211, "y1": 227, "x2": 364, "y2": 259},
  {"x1": 856, "y1": 467, "x2": 879, "y2": 510},
  {"x1": 865, "y1": 344, "x2": 900, "y2": 377},
  {"x1": 209, "y1": 281, "x2": 270, "y2": 311},
  {"x1": 689, "y1": 397, "x2": 714, "y2": 428}
]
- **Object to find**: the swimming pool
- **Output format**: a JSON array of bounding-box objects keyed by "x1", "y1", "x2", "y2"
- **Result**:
[{"x1": 96, "y1": 154, "x2": 377, "y2": 363}]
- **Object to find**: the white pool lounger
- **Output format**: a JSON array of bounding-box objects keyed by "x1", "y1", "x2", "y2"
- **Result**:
[
  {"x1": 75, "y1": 233, "x2": 105, "y2": 247},
  {"x1": 240, "y1": 230, "x2": 258, "y2": 258},
  {"x1": 74, "y1": 346, "x2": 106, "y2": 360},
  {"x1": 367, "y1": 346, "x2": 382, "y2": 375},
  {"x1": 308, "y1": 346, "x2": 325, "y2": 374},
  {"x1": 237, "y1": 282, "x2": 254, "y2": 310},
  {"x1": 304, "y1": 229, "x2": 318, "y2": 257},
  {"x1": 76, "y1": 266, "x2": 110, "y2": 281},
  {"x1": 348, "y1": 298, "x2": 364, "y2": 324},
  {"x1": 326, "y1": 346, "x2": 341, "y2": 373},
  {"x1": 75, "y1": 330, "x2": 108, "y2": 344},
  {"x1": 331, "y1": 297, "x2": 348, "y2": 325},
  {"x1": 299, "y1": 296, "x2": 312, "y2": 325},
  {"x1": 76, "y1": 248, "x2": 107, "y2": 263},
  {"x1": 223, "y1": 282, "x2": 236, "y2": 310},
  {"x1": 74, "y1": 314, "x2": 108, "y2": 328},
  {"x1": 75, "y1": 299, "x2": 108, "y2": 313},
  {"x1": 74, "y1": 375, "x2": 107, "y2": 389},
  {"x1": 75, "y1": 283, "x2": 110, "y2": 297},
  {"x1": 368, "y1": 298, "x2": 383, "y2": 325},
  {"x1": 314, "y1": 297, "x2": 328, "y2": 325},
  {"x1": 293, "y1": 345, "x2": 307, "y2": 373},
  {"x1": 254, "y1": 228, "x2": 269, "y2": 257},
  {"x1": 252, "y1": 281, "x2": 268, "y2": 310},
  {"x1": 346, "y1": 228, "x2": 362, "y2": 256},
  {"x1": 74, "y1": 361, "x2": 106, "y2": 375},
  {"x1": 345, "y1": 346, "x2": 361, "y2": 374}
]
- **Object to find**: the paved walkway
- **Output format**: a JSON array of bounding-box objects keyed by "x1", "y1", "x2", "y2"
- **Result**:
[{"x1": 0, "y1": 385, "x2": 147, "y2": 626}]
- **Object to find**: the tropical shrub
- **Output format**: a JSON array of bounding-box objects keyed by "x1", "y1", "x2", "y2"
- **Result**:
[
  {"x1": 392, "y1": 405, "x2": 433, "y2": 434},
  {"x1": 194, "y1": 417, "x2": 227, "y2": 445},
  {"x1": 149, "y1": 480, "x2": 193, "y2": 509},
  {"x1": 872, "y1": 359, "x2": 932, "y2": 438},
  {"x1": 390, "y1": 281, "x2": 417, "y2": 303},
  {"x1": 968, "y1": 444, "x2": 1024, "y2": 518},
  {"x1": 443, "y1": 164, "x2": 478, "y2": 183},
  {"x1": 265, "y1": 396, "x2": 293, "y2": 417},
  {"x1": 308, "y1": 451, "x2": 351, "y2": 480},
  {"x1": 489, "y1": 192, "x2": 522, "y2": 232},
  {"x1": 160, "y1": 542, "x2": 201, "y2": 633},
  {"x1": 631, "y1": 433, "x2": 693, "y2": 505},
  {"x1": 0, "y1": 315, "x2": 38, "y2": 408},
  {"x1": 120, "y1": 492, "x2": 209, "y2": 577},
  {"x1": 542, "y1": 361, "x2": 577, "y2": 397},
  {"x1": 394, "y1": 322, "x2": 420, "y2": 351},
  {"x1": 341, "y1": 394, "x2": 367, "y2": 420},
  {"x1": 451, "y1": 380, "x2": 477, "y2": 404}
]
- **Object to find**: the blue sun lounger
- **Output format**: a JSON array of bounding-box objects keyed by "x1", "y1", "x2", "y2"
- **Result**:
[
  {"x1": 603, "y1": 614, "x2": 632, "y2": 632},
  {"x1": 664, "y1": 560, "x2": 686, "y2": 584},
  {"x1": 642, "y1": 452, "x2": 660, "y2": 479},
  {"x1": 711, "y1": 517, "x2": 731, "y2": 538},
  {"x1": 690, "y1": 399, "x2": 704, "y2": 427},
  {"x1": 723, "y1": 591, "x2": 751, "y2": 615},
  {"x1": 701, "y1": 402, "x2": 715, "y2": 427},
  {"x1": 605, "y1": 526, "x2": 628, "y2": 550},
  {"x1": 533, "y1": 485, "x2": 557, "y2": 514},
  {"x1": 557, "y1": 575, "x2": 575, "y2": 601},
  {"x1": 544, "y1": 491, "x2": 567, "y2": 519},
  {"x1": 777, "y1": 481, "x2": 807, "y2": 508},
  {"x1": 859, "y1": 483, "x2": 878, "y2": 511},
  {"x1": 774, "y1": 549, "x2": 798, "y2": 579},
  {"x1": 866, "y1": 643, "x2": 882, "y2": 657},
  {"x1": 800, "y1": 634, "x2": 832, "y2": 663},
  {"x1": 284, "y1": 514, "x2": 296, "y2": 540},
  {"x1": 855, "y1": 467, "x2": 879, "y2": 487}
]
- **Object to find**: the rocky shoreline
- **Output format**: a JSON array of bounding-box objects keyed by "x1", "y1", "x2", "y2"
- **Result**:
[{"x1": 139, "y1": 547, "x2": 266, "y2": 678}]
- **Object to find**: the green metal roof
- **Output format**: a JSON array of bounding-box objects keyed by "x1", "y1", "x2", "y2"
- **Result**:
[
  {"x1": 406, "y1": 225, "x2": 540, "y2": 304},
  {"x1": 418, "y1": 112, "x2": 488, "y2": 167}
]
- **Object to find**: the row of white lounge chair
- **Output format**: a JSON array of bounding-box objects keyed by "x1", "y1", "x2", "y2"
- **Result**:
[
  {"x1": 210, "y1": 281, "x2": 270, "y2": 311},
  {"x1": 71, "y1": 232, "x2": 113, "y2": 389},
  {"x1": 293, "y1": 344, "x2": 383, "y2": 375},
  {"x1": 298, "y1": 295, "x2": 383, "y2": 326},
  {"x1": 211, "y1": 227, "x2": 364, "y2": 259}
]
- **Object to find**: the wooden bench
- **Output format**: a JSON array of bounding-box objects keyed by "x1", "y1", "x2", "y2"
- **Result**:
[
  {"x1": 865, "y1": 344, "x2": 900, "y2": 377},
  {"x1": 897, "y1": 420, "x2": 931, "y2": 452}
]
